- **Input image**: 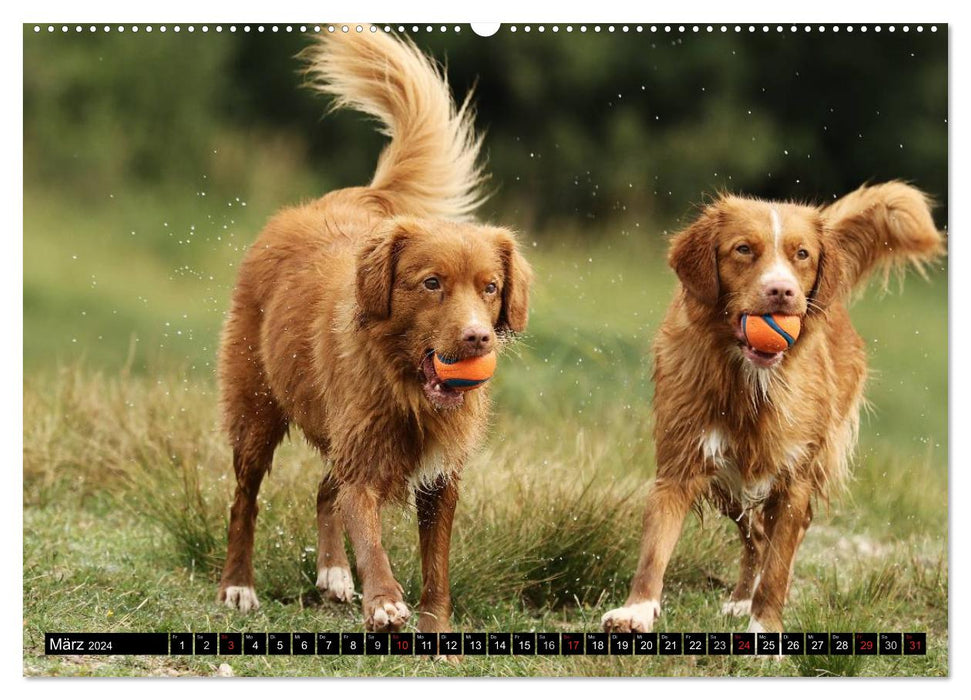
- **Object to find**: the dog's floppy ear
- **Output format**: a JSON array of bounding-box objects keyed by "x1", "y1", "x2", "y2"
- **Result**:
[
  {"x1": 356, "y1": 223, "x2": 411, "y2": 321},
  {"x1": 807, "y1": 231, "x2": 847, "y2": 314},
  {"x1": 668, "y1": 207, "x2": 722, "y2": 305},
  {"x1": 492, "y1": 228, "x2": 533, "y2": 333}
]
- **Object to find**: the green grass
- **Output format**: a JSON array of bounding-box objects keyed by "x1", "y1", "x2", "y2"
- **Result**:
[
  {"x1": 23, "y1": 187, "x2": 947, "y2": 677},
  {"x1": 21, "y1": 368, "x2": 948, "y2": 677}
]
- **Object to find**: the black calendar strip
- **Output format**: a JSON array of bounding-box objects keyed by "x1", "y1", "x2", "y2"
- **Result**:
[
  {"x1": 45, "y1": 631, "x2": 927, "y2": 657},
  {"x1": 44, "y1": 633, "x2": 170, "y2": 655}
]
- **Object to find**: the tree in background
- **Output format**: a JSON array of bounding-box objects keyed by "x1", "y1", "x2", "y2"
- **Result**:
[{"x1": 24, "y1": 25, "x2": 947, "y2": 233}]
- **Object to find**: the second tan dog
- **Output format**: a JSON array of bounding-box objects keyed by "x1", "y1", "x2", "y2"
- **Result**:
[
  {"x1": 602, "y1": 182, "x2": 943, "y2": 634},
  {"x1": 216, "y1": 29, "x2": 531, "y2": 635}
]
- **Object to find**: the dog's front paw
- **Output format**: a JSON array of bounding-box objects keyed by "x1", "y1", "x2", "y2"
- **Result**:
[
  {"x1": 747, "y1": 617, "x2": 784, "y2": 659},
  {"x1": 430, "y1": 654, "x2": 462, "y2": 664},
  {"x1": 748, "y1": 615, "x2": 784, "y2": 659},
  {"x1": 317, "y1": 566, "x2": 355, "y2": 603},
  {"x1": 364, "y1": 594, "x2": 411, "y2": 632},
  {"x1": 721, "y1": 598, "x2": 752, "y2": 617},
  {"x1": 601, "y1": 600, "x2": 660, "y2": 633},
  {"x1": 417, "y1": 609, "x2": 452, "y2": 635},
  {"x1": 219, "y1": 585, "x2": 260, "y2": 613}
]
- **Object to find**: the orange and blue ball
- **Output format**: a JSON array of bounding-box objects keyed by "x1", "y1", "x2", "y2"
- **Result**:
[
  {"x1": 432, "y1": 351, "x2": 497, "y2": 391},
  {"x1": 741, "y1": 314, "x2": 802, "y2": 354}
]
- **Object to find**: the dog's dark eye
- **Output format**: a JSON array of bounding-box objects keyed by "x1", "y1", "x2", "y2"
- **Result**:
[
  {"x1": 796, "y1": 249, "x2": 810, "y2": 260},
  {"x1": 423, "y1": 277, "x2": 441, "y2": 291},
  {"x1": 484, "y1": 282, "x2": 498, "y2": 295},
  {"x1": 736, "y1": 244, "x2": 752, "y2": 255}
]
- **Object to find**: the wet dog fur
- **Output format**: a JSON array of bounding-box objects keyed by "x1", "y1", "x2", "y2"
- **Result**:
[
  {"x1": 216, "y1": 29, "x2": 531, "y2": 637},
  {"x1": 602, "y1": 182, "x2": 944, "y2": 634}
]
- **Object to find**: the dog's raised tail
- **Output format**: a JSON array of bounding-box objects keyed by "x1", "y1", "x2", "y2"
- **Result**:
[
  {"x1": 822, "y1": 181, "x2": 945, "y2": 293},
  {"x1": 303, "y1": 28, "x2": 486, "y2": 220}
]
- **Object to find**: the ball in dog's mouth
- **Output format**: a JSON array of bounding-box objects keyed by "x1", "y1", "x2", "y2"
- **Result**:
[
  {"x1": 420, "y1": 351, "x2": 465, "y2": 409},
  {"x1": 735, "y1": 317, "x2": 786, "y2": 369}
]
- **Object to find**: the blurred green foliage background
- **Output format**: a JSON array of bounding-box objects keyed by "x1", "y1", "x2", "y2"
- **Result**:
[
  {"x1": 23, "y1": 23, "x2": 947, "y2": 377},
  {"x1": 24, "y1": 25, "x2": 947, "y2": 223}
]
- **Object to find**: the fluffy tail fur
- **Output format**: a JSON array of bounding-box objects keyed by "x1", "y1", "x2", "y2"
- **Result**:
[
  {"x1": 302, "y1": 27, "x2": 486, "y2": 220},
  {"x1": 822, "y1": 181, "x2": 945, "y2": 292}
]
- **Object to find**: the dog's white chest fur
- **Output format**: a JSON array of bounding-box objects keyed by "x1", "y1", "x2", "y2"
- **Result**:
[
  {"x1": 408, "y1": 445, "x2": 452, "y2": 491},
  {"x1": 700, "y1": 427, "x2": 792, "y2": 510},
  {"x1": 700, "y1": 427, "x2": 731, "y2": 468}
]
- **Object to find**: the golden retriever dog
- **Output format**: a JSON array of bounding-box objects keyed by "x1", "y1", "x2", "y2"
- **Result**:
[
  {"x1": 602, "y1": 182, "x2": 943, "y2": 634},
  {"x1": 216, "y1": 29, "x2": 531, "y2": 635}
]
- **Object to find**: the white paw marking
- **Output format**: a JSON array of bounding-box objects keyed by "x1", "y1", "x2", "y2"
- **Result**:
[
  {"x1": 601, "y1": 600, "x2": 661, "y2": 632},
  {"x1": 747, "y1": 616, "x2": 766, "y2": 634},
  {"x1": 216, "y1": 663, "x2": 234, "y2": 677},
  {"x1": 747, "y1": 616, "x2": 783, "y2": 658},
  {"x1": 316, "y1": 566, "x2": 355, "y2": 603},
  {"x1": 722, "y1": 599, "x2": 752, "y2": 617},
  {"x1": 223, "y1": 586, "x2": 260, "y2": 613},
  {"x1": 370, "y1": 600, "x2": 411, "y2": 630}
]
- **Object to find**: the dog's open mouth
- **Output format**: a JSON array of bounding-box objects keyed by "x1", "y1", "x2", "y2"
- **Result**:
[
  {"x1": 420, "y1": 351, "x2": 465, "y2": 409},
  {"x1": 735, "y1": 318, "x2": 785, "y2": 369},
  {"x1": 740, "y1": 343, "x2": 784, "y2": 369}
]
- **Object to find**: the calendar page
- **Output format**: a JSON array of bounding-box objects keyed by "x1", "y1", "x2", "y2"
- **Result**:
[{"x1": 23, "y1": 22, "x2": 947, "y2": 678}]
